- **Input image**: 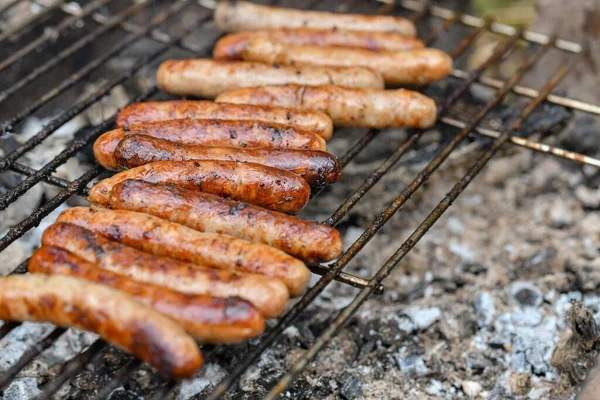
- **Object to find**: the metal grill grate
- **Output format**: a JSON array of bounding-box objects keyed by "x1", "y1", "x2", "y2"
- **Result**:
[{"x1": 0, "y1": 0, "x2": 597, "y2": 398}]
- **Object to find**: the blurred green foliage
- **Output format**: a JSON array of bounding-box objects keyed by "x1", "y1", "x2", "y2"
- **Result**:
[{"x1": 473, "y1": 0, "x2": 534, "y2": 26}]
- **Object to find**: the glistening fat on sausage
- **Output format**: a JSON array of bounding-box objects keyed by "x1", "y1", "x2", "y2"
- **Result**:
[
  {"x1": 213, "y1": 29, "x2": 425, "y2": 60},
  {"x1": 29, "y1": 246, "x2": 265, "y2": 343},
  {"x1": 115, "y1": 101, "x2": 334, "y2": 140},
  {"x1": 88, "y1": 160, "x2": 311, "y2": 214},
  {"x1": 108, "y1": 180, "x2": 343, "y2": 263},
  {"x1": 157, "y1": 59, "x2": 384, "y2": 98},
  {"x1": 240, "y1": 38, "x2": 452, "y2": 86},
  {"x1": 113, "y1": 135, "x2": 341, "y2": 187},
  {"x1": 42, "y1": 223, "x2": 289, "y2": 318},
  {"x1": 216, "y1": 84, "x2": 438, "y2": 129},
  {"x1": 214, "y1": 1, "x2": 416, "y2": 36},
  {"x1": 0, "y1": 274, "x2": 202, "y2": 379},
  {"x1": 56, "y1": 207, "x2": 311, "y2": 297}
]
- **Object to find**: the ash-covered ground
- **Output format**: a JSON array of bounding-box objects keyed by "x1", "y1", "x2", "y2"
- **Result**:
[{"x1": 191, "y1": 99, "x2": 599, "y2": 400}]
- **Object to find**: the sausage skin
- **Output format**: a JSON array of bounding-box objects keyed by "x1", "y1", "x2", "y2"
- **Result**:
[
  {"x1": 109, "y1": 180, "x2": 343, "y2": 263},
  {"x1": 214, "y1": 1, "x2": 416, "y2": 36},
  {"x1": 57, "y1": 207, "x2": 310, "y2": 297},
  {"x1": 241, "y1": 38, "x2": 452, "y2": 86},
  {"x1": 88, "y1": 160, "x2": 311, "y2": 214},
  {"x1": 29, "y1": 246, "x2": 265, "y2": 343},
  {"x1": 216, "y1": 84, "x2": 438, "y2": 129},
  {"x1": 213, "y1": 29, "x2": 425, "y2": 60},
  {"x1": 0, "y1": 274, "x2": 202, "y2": 379},
  {"x1": 116, "y1": 101, "x2": 333, "y2": 139},
  {"x1": 114, "y1": 135, "x2": 341, "y2": 187},
  {"x1": 42, "y1": 223, "x2": 288, "y2": 318},
  {"x1": 157, "y1": 59, "x2": 384, "y2": 98},
  {"x1": 94, "y1": 119, "x2": 326, "y2": 170}
]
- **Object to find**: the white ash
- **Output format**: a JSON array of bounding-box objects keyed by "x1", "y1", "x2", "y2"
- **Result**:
[
  {"x1": 0, "y1": 323, "x2": 55, "y2": 370},
  {"x1": 474, "y1": 291, "x2": 496, "y2": 327},
  {"x1": 1, "y1": 377, "x2": 40, "y2": 400},
  {"x1": 176, "y1": 364, "x2": 227, "y2": 400},
  {"x1": 404, "y1": 307, "x2": 441, "y2": 331}
]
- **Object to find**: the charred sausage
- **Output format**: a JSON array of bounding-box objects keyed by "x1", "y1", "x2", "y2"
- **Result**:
[
  {"x1": 88, "y1": 160, "x2": 311, "y2": 214},
  {"x1": 109, "y1": 180, "x2": 343, "y2": 263},
  {"x1": 94, "y1": 119, "x2": 327, "y2": 170},
  {"x1": 216, "y1": 84, "x2": 438, "y2": 129},
  {"x1": 241, "y1": 38, "x2": 452, "y2": 86},
  {"x1": 94, "y1": 119, "x2": 326, "y2": 170},
  {"x1": 157, "y1": 59, "x2": 384, "y2": 98},
  {"x1": 213, "y1": 29, "x2": 424, "y2": 60},
  {"x1": 114, "y1": 135, "x2": 341, "y2": 187},
  {"x1": 29, "y1": 247, "x2": 265, "y2": 343},
  {"x1": 57, "y1": 207, "x2": 310, "y2": 297},
  {"x1": 0, "y1": 274, "x2": 202, "y2": 379},
  {"x1": 215, "y1": 1, "x2": 416, "y2": 36},
  {"x1": 116, "y1": 101, "x2": 333, "y2": 139},
  {"x1": 42, "y1": 223, "x2": 288, "y2": 318}
]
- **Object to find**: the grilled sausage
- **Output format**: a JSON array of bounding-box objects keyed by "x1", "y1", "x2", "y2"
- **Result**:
[
  {"x1": 94, "y1": 119, "x2": 326, "y2": 170},
  {"x1": 0, "y1": 274, "x2": 202, "y2": 379},
  {"x1": 29, "y1": 246, "x2": 265, "y2": 343},
  {"x1": 157, "y1": 59, "x2": 384, "y2": 98},
  {"x1": 241, "y1": 38, "x2": 452, "y2": 86},
  {"x1": 216, "y1": 84, "x2": 438, "y2": 129},
  {"x1": 88, "y1": 160, "x2": 311, "y2": 214},
  {"x1": 213, "y1": 29, "x2": 425, "y2": 60},
  {"x1": 116, "y1": 101, "x2": 333, "y2": 140},
  {"x1": 42, "y1": 223, "x2": 288, "y2": 318},
  {"x1": 214, "y1": 1, "x2": 416, "y2": 36},
  {"x1": 57, "y1": 207, "x2": 311, "y2": 297},
  {"x1": 114, "y1": 135, "x2": 341, "y2": 187},
  {"x1": 109, "y1": 180, "x2": 343, "y2": 263}
]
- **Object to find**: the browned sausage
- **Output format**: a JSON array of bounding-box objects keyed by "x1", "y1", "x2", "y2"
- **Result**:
[
  {"x1": 213, "y1": 29, "x2": 425, "y2": 60},
  {"x1": 157, "y1": 59, "x2": 384, "y2": 98},
  {"x1": 116, "y1": 101, "x2": 333, "y2": 139},
  {"x1": 0, "y1": 274, "x2": 202, "y2": 379},
  {"x1": 216, "y1": 84, "x2": 438, "y2": 129},
  {"x1": 109, "y1": 180, "x2": 343, "y2": 263},
  {"x1": 57, "y1": 207, "x2": 310, "y2": 297},
  {"x1": 94, "y1": 119, "x2": 327, "y2": 170},
  {"x1": 114, "y1": 135, "x2": 340, "y2": 187},
  {"x1": 214, "y1": 1, "x2": 416, "y2": 36},
  {"x1": 241, "y1": 38, "x2": 452, "y2": 86},
  {"x1": 42, "y1": 223, "x2": 289, "y2": 318},
  {"x1": 29, "y1": 246, "x2": 265, "y2": 343},
  {"x1": 89, "y1": 160, "x2": 310, "y2": 214}
]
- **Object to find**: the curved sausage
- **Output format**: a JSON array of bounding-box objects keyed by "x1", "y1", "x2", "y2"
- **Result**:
[
  {"x1": 216, "y1": 84, "x2": 438, "y2": 129},
  {"x1": 88, "y1": 160, "x2": 311, "y2": 214},
  {"x1": 116, "y1": 101, "x2": 333, "y2": 140},
  {"x1": 57, "y1": 207, "x2": 310, "y2": 297},
  {"x1": 214, "y1": 1, "x2": 416, "y2": 36},
  {"x1": 114, "y1": 135, "x2": 341, "y2": 187},
  {"x1": 213, "y1": 29, "x2": 424, "y2": 60},
  {"x1": 94, "y1": 119, "x2": 326, "y2": 170},
  {"x1": 109, "y1": 180, "x2": 343, "y2": 263},
  {"x1": 0, "y1": 274, "x2": 202, "y2": 379},
  {"x1": 42, "y1": 223, "x2": 288, "y2": 318},
  {"x1": 157, "y1": 59, "x2": 384, "y2": 98},
  {"x1": 29, "y1": 246, "x2": 265, "y2": 343},
  {"x1": 241, "y1": 38, "x2": 452, "y2": 86}
]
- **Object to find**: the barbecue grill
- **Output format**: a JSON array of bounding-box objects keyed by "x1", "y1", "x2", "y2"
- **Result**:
[{"x1": 0, "y1": 0, "x2": 599, "y2": 398}]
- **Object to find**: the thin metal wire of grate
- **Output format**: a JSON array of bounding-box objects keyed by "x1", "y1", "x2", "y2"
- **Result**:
[{"x1": 0, "y1": 0, "x2": 596, "y2": 398}]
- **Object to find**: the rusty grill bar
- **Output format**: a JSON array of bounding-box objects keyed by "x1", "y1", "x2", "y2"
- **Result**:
[{"x1": 0, "y1": 0, "x2": 597, "y2": 398}]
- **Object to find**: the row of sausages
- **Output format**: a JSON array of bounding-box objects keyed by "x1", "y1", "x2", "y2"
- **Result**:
[{"x1": 0, "y1": 1, "x2": 447, "y2": 381}]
